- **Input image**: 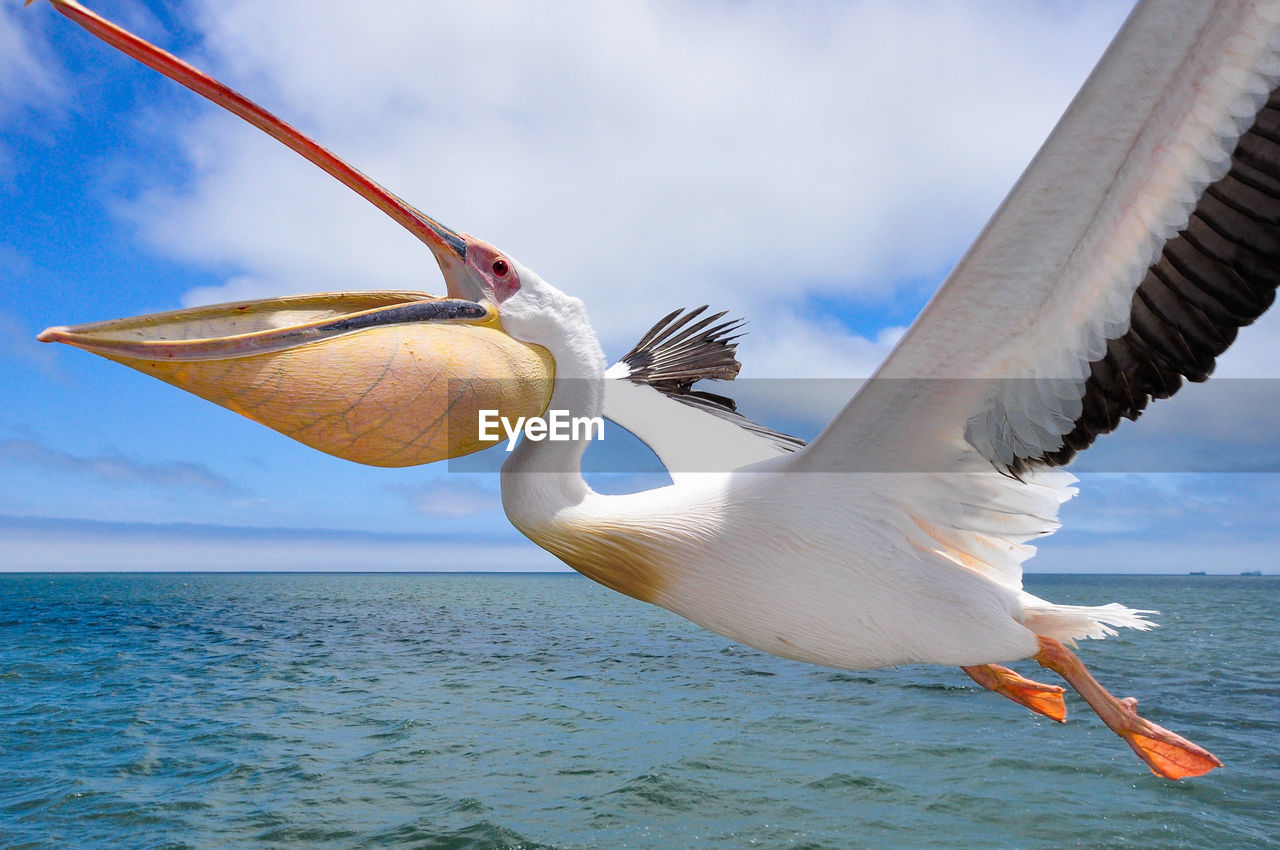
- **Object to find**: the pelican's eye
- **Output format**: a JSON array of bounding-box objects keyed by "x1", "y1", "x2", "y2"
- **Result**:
[{"x1": 492, "y1": 258, "x2": 509, "y2": 276}]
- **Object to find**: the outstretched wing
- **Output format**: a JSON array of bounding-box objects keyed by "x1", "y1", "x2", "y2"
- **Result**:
[
  {"x1": 798, "y1": 0, "x2": 1280, "y2": 478},
  {"x1": 788, "y1": 0, "x2": 1280, "y2": 589},
  {"x1": 604, "y1": 306, "x2": 805, "y2": 476}
]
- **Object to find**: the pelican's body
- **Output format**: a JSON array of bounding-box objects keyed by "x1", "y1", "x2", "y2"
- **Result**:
[
  {"x1": 32, "y1": 0, "x2": 1280, "y2": 779},
  {"x1": 516, "y1": 467, "x2": 1042, "y2": 670},
  {"x1": 499, "y1": 283, "x2": 1133, "y2": 673}
]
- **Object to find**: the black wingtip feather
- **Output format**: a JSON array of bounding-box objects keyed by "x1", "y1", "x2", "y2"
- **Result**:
[
  {"x1": 619, "y1": 305, "x2": 745, "y2": 386},
  {"x1": 1026, "y1": 85, "x2": 1280, "y2": 471},
  {"x1": 618, "y1": 306, "x2": 807, "y2": 454}
]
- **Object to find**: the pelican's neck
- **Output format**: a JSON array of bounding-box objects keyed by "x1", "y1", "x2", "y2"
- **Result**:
[
  {"x1": 495, "y1": 288, "x2": 700, "y2": 606},
  {"x1": 500, "y1": 326, "x2": 684, "y2": 606},
  {"x1": 499, "y1": 292, "x2": 606, "y2": 528}
]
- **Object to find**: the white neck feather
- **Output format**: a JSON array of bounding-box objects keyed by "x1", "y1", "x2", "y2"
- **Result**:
[
  {"x1": 498, "y1": 288, "x2": 606, "y2": 529},
  {"x1": 493, "y1": 280, "x2": 700, "y2": 606}
]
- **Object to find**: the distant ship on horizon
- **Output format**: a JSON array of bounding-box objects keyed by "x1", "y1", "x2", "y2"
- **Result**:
[{"x1": 1189, "y1": 570, "x2": 1266, "y2": 576}]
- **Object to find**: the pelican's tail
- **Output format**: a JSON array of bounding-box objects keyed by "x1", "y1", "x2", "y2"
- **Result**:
[{"x1": 1019, "y1": 593, "x2": 1157, "y2": 644}]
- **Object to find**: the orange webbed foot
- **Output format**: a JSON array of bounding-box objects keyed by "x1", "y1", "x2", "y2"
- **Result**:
[
  {"x1": 1108, "y1": 695, "x2": 1223, "y2": 780},
  {"x1": 962, "y1": 663, "x2": 1067, "y2": 722},
  {"x1": 1034, "y1": 636, "x2": 1222, "y2": 780}
]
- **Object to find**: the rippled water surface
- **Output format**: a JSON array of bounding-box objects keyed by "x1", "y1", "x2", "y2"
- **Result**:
[{"x1": 1, "y1": 573, "x2": 1277, "y2": 848}]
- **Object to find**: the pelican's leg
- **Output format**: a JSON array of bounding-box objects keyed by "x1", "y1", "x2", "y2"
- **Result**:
[
  {"x1": 961, "y1": 663, "x2": 1066, "y2": 722},
  {"x1": 1034, "y1": 636, "x2": 1222, "y2": 779}
]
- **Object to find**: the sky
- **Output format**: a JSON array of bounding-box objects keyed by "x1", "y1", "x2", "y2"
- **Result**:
[{"x1": 1, "y1": 0, "x2": 1278, "y2": 573}]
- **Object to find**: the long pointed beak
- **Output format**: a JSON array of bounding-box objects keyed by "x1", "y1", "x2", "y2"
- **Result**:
[
  {"x1": 38, "y1": 0, "x2": 481, "y2": 298},
  {"x1": 38, "y1": 293, "x2": 554, "y2": 466},
  {"x1": 32, "y1": 1, "x2": 556, "y2": 463}
]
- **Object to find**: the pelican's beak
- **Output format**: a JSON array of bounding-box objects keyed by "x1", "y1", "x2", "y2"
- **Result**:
[
  {"x1": 38, "y1": 293, "x2": 554, "y2": 467},
  {"x1": 33, "y1": 1, "x2": 557, "y2": 465}
]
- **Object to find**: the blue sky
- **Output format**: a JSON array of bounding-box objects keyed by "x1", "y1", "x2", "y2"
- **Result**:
[{"x1": 1, "y1": 0, "x2": 1277, "y2": 573}]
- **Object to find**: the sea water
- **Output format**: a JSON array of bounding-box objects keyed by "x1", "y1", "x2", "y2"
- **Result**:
[{"x1": 1, "y1": 572, "x2": 1277, "y2": 848}]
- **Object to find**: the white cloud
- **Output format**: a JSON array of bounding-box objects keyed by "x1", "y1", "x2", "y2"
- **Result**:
[
  {"x1": 0, "y1": 3, "x2": 65, "y2": 172},
  {"x1": 0, "y1": 437, "x2": 237, "y2": 493},
  {"x1": 743, "y1": 318, "x2": 906, "y2": 381},
  {"x1": 714, "y1": 318, "x2": 907, "y2": 434},
  {"x1": 119, "y1": 1, "x2": 1130, "y2": 358},
  {"x1": 1032, "y1": 536, "x2": 1280, "y2": 575},
  {"x1": 1036, "y1": 473, "x2": 1280, "y2": 572},
  {"x1": 0, "y1": 5, "x2": 61, "y2": 116},
  {"x1": 179, "y1": 274, "x2": 279, "y2": 308},
  {"x1": 0, "y1": 516, "x2": 563, "y2": 572},
  {"x1": 1213, "y1": 307, "x2": 1280, "y2": 379},
  {"x1": 390, "y1": 477, "x2": 502, "y2": 518}
]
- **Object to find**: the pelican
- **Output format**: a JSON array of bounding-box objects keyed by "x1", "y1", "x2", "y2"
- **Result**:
[{"x1": 32, "y1": 0, "x2": 1280, "y2": 779}]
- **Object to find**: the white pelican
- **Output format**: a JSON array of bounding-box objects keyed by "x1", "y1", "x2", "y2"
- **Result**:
[{"x1": 33, "y1": 0, "x2": 1280, "y2": 779}]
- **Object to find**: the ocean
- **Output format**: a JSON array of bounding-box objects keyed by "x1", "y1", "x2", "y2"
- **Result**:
[{"x1": 1, "y1": 572, "x2": 1276, "y2": 848}]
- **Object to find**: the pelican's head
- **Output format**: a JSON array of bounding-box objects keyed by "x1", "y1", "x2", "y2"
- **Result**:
[{"x1": 438, "y1": 229, "x2": 603, "y2": 379}]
